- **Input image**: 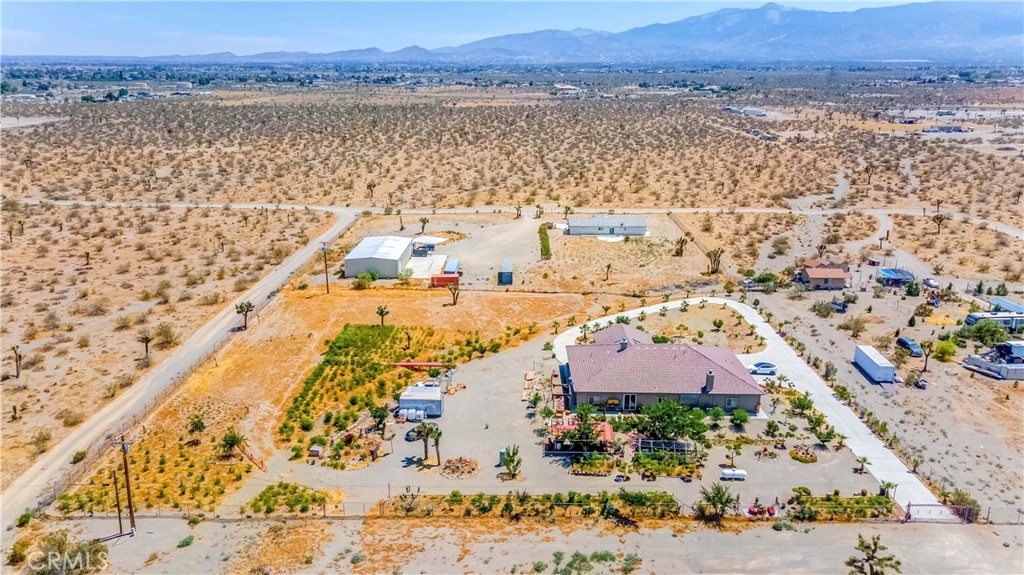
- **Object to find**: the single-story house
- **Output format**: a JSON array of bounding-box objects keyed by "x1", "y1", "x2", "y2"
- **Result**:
[
  {"x1": 564, "y1": 326, "x2": 763, "y2": 414},
  {"x1": 343, "y1": 236, "x2": 413, "y2": 279},
  {"x1": 802, "y1": 267, "x2": 850, "y2": 290},
  {"x1": 566, "y1": 215, "x2": 647, "y2": 237},
  {"x1": 797, "y1": 256, "x2": 851, "y2": 290}
]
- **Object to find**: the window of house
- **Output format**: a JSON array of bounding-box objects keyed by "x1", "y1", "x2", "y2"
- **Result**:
[{"x1": 725, "y1": 397, "x2": 738, "y2": 408}]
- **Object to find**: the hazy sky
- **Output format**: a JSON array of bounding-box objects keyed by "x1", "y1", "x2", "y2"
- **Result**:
[{"x1": 1, "y1": 1, "x2": 1010, "y2": 56}]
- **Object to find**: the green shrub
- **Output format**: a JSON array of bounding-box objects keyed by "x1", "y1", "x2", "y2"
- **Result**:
[
  {"x1": 538, "y1": 225, "x2": 552, "y2": 260},
  {"x1": 177, "y1": 535, "x2": 194, "y2": 548}
]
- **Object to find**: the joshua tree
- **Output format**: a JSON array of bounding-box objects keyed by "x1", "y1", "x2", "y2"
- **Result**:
[
  {"x1": 447, "y1": 284, "x2": 460, "y2": 306},
  {"x1": 604, "y1": 263, "x2": 612, "y2": 281},
  {"x1": 136, "y1": 330, "x2": 152, "y2": 359},
  {"x1": 514, "y1": 205, "x2": 523, "y2": 219},
  {"x1": 934, "y1": 199, "x2": 944, "y2": 213},
  {"x1": 563, "y1": 206, "x2": 571, "y2": 220},
  {"x1": 931, "y1": 213, "x2": 947, "y2": 235},
  {"x1": 431, "y1": 427, "x2": 443, "y2": 464},
  {"x1": 418, "y1": 217, "x2": 429, "y2": 234},
  {"x1": 705, "y1": 247, "x2": 725, "y2": 274},
  {"x1": 366, "y1": 180, "x2": 377, "y2": 198},
  {"x1": 697, "y1": 483, "x2": 738, "y2": 525},
  {"x1": 920, "y1": 340, "x2": 934, "y2": 372},
  {"x1": 11, "y1": 345, "x2": 22, "y2": 379},
  {"x1": 673, "y1": 237, "x2": 688, "y2": 257},
  {"x1": 817, "y1": 244, "x2": 827, "y2": 258},
  {"x1": 376, "y1": 305, "x2": 390, "y2": 326},
  {"x1": 235, "y1": 300, "x2": 255, "y2": 330},
  {"x1": 845, "y1": 534, "x2": 902, "y2": 575}
]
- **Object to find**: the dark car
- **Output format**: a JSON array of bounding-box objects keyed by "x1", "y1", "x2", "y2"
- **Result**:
[
  {"x1": 896, "y1": 337, "x2": 923, "y2": 357},
  {"x1": 405, "y1": 428, "x2": 420, "y2": 442}
]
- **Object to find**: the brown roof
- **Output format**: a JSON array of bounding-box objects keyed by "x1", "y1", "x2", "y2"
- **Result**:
[
  {"x1": 803, "y1": 256, "x2": 848, "y2": 269},
  {"x1": 804, "y1": 267, "x2": 850, "y2": 279},
  {"x1": 592, "y1": 324, "x2": 654, "y2": 346},
  {"x1": 566, "y1": 342, "x2": 763, "y2": 396}
]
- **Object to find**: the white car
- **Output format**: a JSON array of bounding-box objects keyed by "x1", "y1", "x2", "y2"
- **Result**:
[
  {"x1": 923, "y1": 278, "x2": 940, "y2": 289},
  {"x1": 747, "y1": 362, "x2": 778, "y2": 376}
]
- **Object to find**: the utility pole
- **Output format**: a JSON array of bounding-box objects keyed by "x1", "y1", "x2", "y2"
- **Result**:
[
  {"x1": 112, "y1": 470, "x2": 124, "y2": 535},
  {"x1": 116, "y1": 434, "x2": 137, "y2": 535},
  {"x1": 321, "y1": 242, "x2": 330, "y2": 295}
]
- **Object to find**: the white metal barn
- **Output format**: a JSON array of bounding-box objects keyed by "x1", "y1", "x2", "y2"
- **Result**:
[
  {"x1": 566, "y1": 216, "x2": 647, "y2": 237},
  {"x1": 399, "y1": 385, "x2": 444, "y2": 418},
  {"x1": 343, "y1": 236, "x2": 413, "y2": 279}
]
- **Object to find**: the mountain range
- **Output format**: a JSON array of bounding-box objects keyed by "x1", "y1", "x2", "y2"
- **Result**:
[{"x1": 9, "y1": 2, "x2": 1024, "y2": 65}]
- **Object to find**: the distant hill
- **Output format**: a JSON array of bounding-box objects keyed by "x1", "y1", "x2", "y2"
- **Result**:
[{"x1": 7, "y1": 2, "x2": 1023, "y2": 65}]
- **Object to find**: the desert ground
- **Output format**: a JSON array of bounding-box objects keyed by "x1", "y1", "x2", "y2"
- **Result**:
[
  {"x1": 2, "y1": 75, "x2": 1023, "y2": 573},
  {"x1": 0, "y1": 201, "x2": 332, "y2": 489},
  {"x1": 15, "y1": 516, "x2": 1024, "y2": 575}
]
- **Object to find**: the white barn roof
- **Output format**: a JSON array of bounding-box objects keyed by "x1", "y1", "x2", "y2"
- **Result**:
[
  {"x1": 568, "y1": 215, "x2": 647, "y2": 228},
  {"x1": 345, "y1": 236, "x2": 412, "y2": 261}
]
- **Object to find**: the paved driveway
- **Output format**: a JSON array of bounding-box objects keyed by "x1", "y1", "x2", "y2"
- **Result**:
[{"x1": 553, "y1": 297, "x2": 949, "y2": 518}]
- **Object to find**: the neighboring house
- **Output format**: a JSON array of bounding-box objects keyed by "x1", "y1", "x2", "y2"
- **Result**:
[
  {"x1": 798, "y1": 256, "x2": 851, "y2": 290},
  {"x1": 566, "y1": 215, "x2": 647, "y2": 237},
  {"x1": 563, "y1": 326, "x2": 763, "y2": 414},
  {"x1": 343, "y1": 236, "x2": 412, "y2": 279}
]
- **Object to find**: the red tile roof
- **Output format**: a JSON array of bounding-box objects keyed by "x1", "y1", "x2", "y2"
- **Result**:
[{"x1": 566, "y1": 341, "x2": 763, "y2": 396}]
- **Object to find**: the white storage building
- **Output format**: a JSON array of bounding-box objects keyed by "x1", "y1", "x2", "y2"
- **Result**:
[
  {"x1": 398, "y1": 385, "x2": 444, "y2": 419},
  {"x1": 566, "y1": 216, "x2": 647, "y2": 237},
  {"x1": 343, "y1": 236, "x2": 413, "y2": 279}
]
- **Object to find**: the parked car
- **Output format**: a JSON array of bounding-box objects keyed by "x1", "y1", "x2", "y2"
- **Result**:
[
  {"x1": 923, "y1": 278, "x2": 940, "y2": 289},
  {"x1": 896, "y1": 337, "x2": 923, "y2": 357},
  {"x1": 747, "y1": 362, "x2": 778, "y2": 375},
  {"x1": 404, "y1": 428, "x2": 420, "y2": 442}
]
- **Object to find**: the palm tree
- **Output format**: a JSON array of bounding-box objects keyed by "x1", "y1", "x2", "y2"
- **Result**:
[
  {"x1": 235, "y1": 300, "x2": 255, "y2": 330},
  {"x1": 697, "y1": 483, "x2": 738, "y2": 525},
  {"x1": 856, "y1": 456, "x2": 870, "y2": 474},
  {"x1": 413, "y1": 422, "x2": 437, "y2": 462},
  {"x1": 881, "y1": 481, "x2": 896, "y2": 499},
  {"x1": 418, "y1": 217, "x2": 429, "y2": 234},
  {"x1": 431, "y1": 427, "x2": 443, "y2": 464},
  {"x1": 219, "y1": 428, "x2": 247, "y2": 458},
  {"x1": 845, "y1": 534, "x2": 902, "y2": 575},
  {"x1": 376, "y1": 305, "x2": 390, "y2": 326},
  {"x1": 136, "y1": 330, "x2": 152, "y2": 359}
]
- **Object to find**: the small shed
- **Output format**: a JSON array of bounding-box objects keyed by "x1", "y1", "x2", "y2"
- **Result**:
[
  {"x1": 497, "y1": 259, "x2": 513, "y2": 285},
  {"x1": 399, "y1": 385, "x2": 444, "y2": 417},
  {"x1": 308, "y1": 445, "x2": 324, "y2": 459},
  {"x1": 430, "y1": 274, "x2": 459, "y2": 288}
]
